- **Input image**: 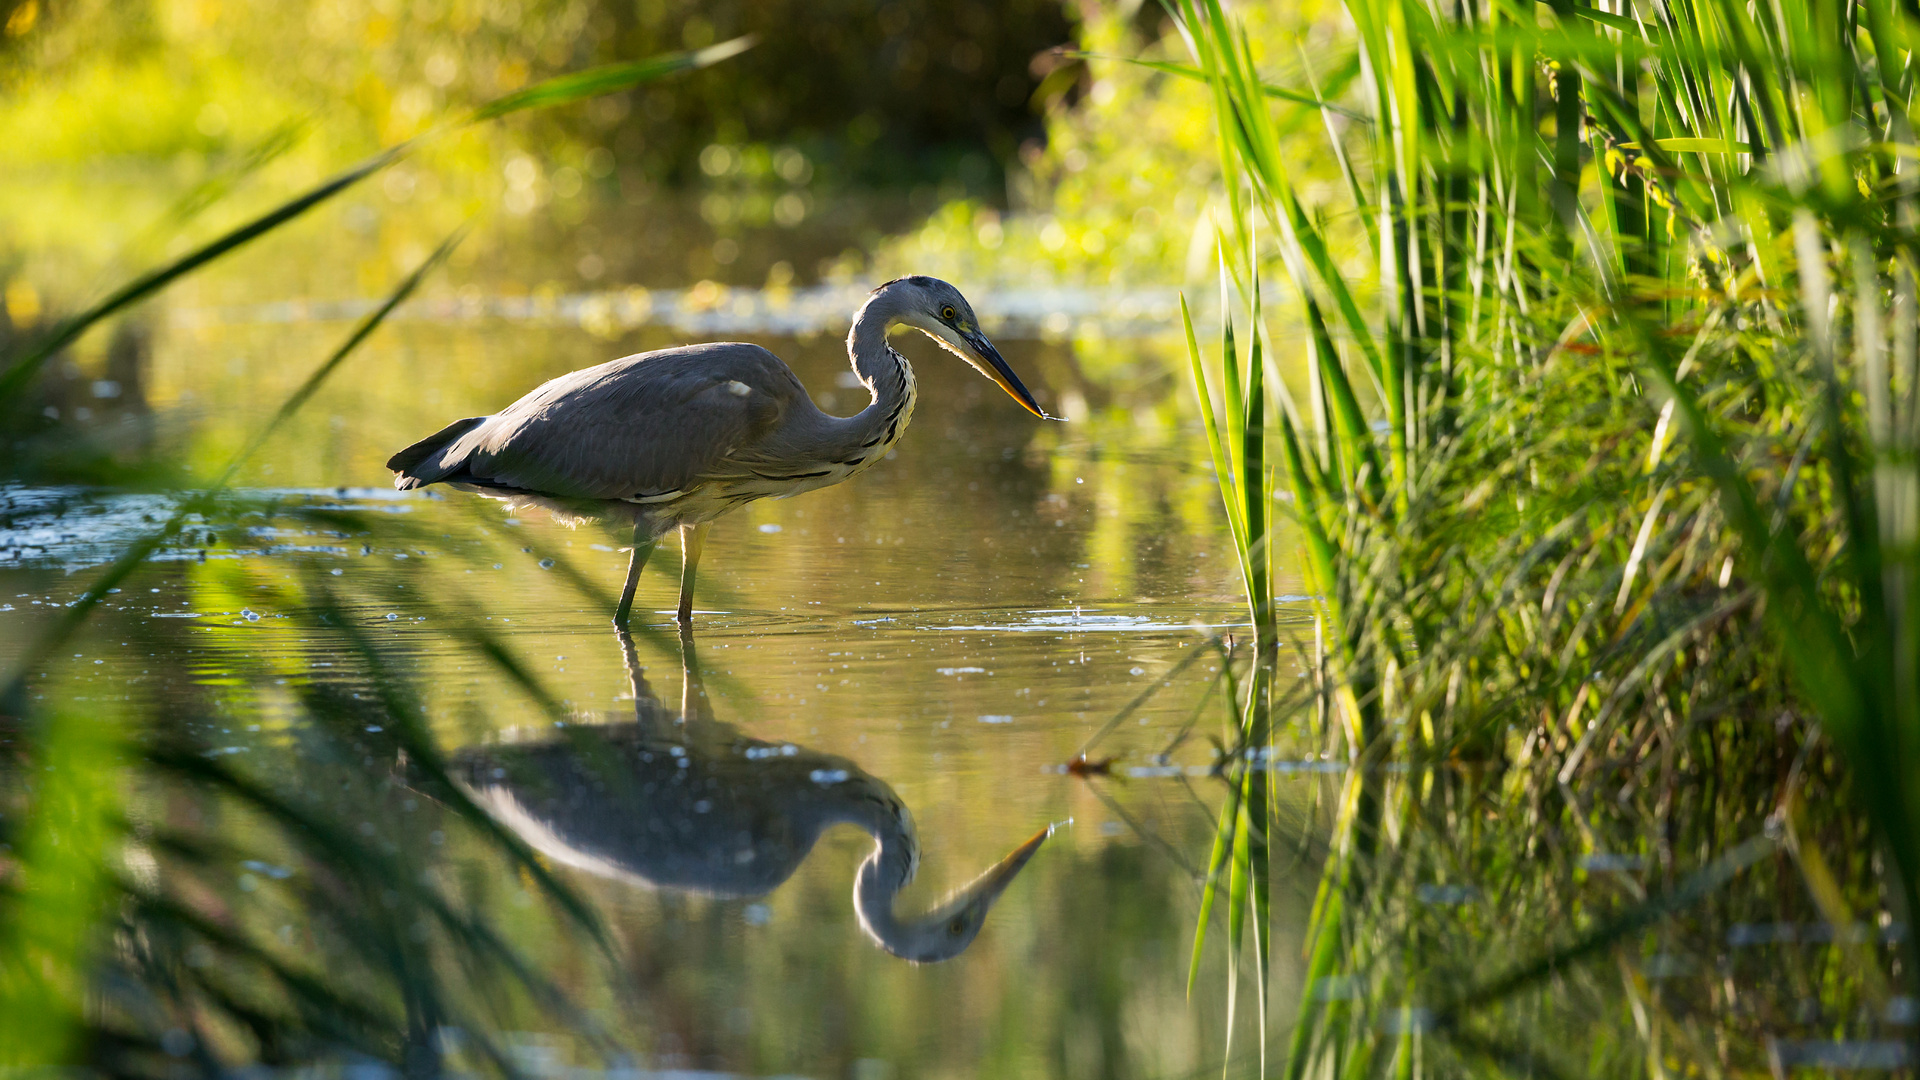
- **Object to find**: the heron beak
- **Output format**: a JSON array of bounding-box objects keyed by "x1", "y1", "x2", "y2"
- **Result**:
[
  {"x1": 960, "y1": 330, "x2": 1061, "y2": 421},
  {"x1": 959, "y1": 824, "x2": 1052, "y2": 905}
]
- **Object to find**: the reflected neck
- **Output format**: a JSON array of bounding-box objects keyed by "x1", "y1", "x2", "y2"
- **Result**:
[{"x1": 840, "y1": 789, "x2": 919, "y2": 946}]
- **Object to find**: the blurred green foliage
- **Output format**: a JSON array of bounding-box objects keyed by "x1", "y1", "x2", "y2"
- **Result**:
[
  {"x1": 0, "y1": 0, "x2": 1071, "y2": 188},
  {"x1": 0, "y1": 0, "x2": 1087, "y2": 327},
  {"x1": 876, "y1": 1, "x2": 1357, "y2": 289}
]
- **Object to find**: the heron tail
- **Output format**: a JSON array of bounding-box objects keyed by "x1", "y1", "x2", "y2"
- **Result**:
[{"x1": 387, "y1": 416, "x2": 487, "y2": 489}]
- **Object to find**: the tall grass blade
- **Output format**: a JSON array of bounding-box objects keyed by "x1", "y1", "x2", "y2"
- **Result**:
[
  {"x1": 0, "y1": 707, "x2": 123, "y2": 1065},
  {"x1": 0, "y1": 147, "x2": 403, "y2": 407},
  {"x1": 468, "y1": 37, "x2": 755, "y2": 122},
  {"x1": 0, "y1": 232, "x2": 462, "y2": 705},
  {"x1": 216, "y1": 227, "x2": 466, "y2": 490},
  {"x1": 1067, "y1": 52, "x2": 1370, "y2": 120},
  {"x1": 1182, "y1": 294, "x2": 1250, "y2": 556}
]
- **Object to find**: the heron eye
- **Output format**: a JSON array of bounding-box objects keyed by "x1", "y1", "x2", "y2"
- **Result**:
[
  {"x1": 948, "y1": 916, "x2": 967, "y2": 936},
  {"x1": 941, "y1": 306, "x2": 957, "y2": 321}
]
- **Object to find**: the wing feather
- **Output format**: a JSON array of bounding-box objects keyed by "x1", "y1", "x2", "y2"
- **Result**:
[{"x1": 423, "y1": 343, "x2": 799, "y2": 500}]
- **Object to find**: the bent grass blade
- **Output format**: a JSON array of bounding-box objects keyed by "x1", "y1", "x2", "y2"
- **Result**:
[{"x1": 0, "y1": 231, "x2": 464, "y2": 707}]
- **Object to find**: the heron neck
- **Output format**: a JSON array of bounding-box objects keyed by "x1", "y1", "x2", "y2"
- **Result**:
[{"x1": 842, "y1": 289, "x2": 918, "y2": 438}]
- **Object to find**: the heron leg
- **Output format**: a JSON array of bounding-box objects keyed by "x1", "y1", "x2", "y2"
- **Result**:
[
  {"x1": 614, "y1": 525, "x2": 657, "y2": 628},
  {"x1": 677, "y1": 521, "x2": 711, "y2": 625}
]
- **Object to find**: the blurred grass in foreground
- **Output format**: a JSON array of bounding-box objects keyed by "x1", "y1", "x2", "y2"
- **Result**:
[{"x1": 0, "y1": 43, "x2": 746, "y2": 1073}]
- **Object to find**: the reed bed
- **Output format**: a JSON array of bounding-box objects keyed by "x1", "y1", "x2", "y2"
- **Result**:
[{"x1": 1166, "y1": 0, "x2": 1920, "y2": 1070}]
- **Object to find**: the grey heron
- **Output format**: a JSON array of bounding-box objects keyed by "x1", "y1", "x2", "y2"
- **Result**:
[
  {"x1": 387, "y1": 276, "x2": 1056, "y2": 626},
  {"x1": 452, "y1": 628, "x2": 1050, "y2": 962}
]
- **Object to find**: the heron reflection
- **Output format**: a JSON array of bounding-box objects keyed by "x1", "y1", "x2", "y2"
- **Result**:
[{"x1": 453, "y1": 630, "x2": 1048, "y2": 962}]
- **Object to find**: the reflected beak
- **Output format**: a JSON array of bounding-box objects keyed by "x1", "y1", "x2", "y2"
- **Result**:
[
  {"x1": 960, "y1": 330, "x2": 1063, "y2": 421},
  {"x1": 960, "y1": 824, "x2": 1053, "y2": 905}
]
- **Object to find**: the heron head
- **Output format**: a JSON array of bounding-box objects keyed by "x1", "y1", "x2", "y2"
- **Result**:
[
  {"x1": 883, "y1": 276, "x2": 1062, "y2": 421},
  {"x1": 860, "y1": 824, "x2": 1051, "y2": 963}
]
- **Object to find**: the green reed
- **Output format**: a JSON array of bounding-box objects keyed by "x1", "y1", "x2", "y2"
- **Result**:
[
  {"x1": 1164, "y1": 0, "x2": 1920, "y2": 1071},
  {"x1": 1181, "y1": 248, "x2": 1280, "y2": 1072}
]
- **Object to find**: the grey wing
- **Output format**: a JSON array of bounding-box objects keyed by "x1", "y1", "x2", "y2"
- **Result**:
[{"x1": 425, "y1": 343, "x2": 801, "y2": 501}]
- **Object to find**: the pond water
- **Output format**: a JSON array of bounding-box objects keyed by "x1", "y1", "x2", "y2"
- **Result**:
[
  {"x1": 0, "y1": 192, "x2": 1346, "y2": 1077},
  {"x1": 5, "y1": 195, "x2": 1913, "y2": 1076}
]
